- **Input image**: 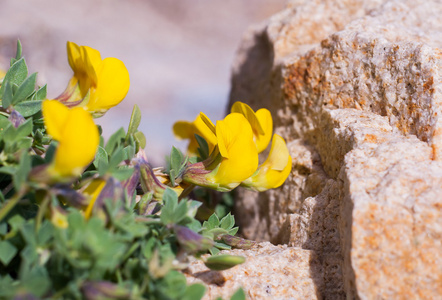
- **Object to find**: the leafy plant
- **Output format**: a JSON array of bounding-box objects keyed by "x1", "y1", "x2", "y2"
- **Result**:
[{"x1": 0, "y1": 41, "x2": 257, "y2": 300}]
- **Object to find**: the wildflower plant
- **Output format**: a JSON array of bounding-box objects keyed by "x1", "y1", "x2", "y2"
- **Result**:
[{"x1": 0, "y1": 41, "x2": 291, "y2": 299}]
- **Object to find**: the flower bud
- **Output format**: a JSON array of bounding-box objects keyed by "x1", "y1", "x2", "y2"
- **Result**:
[
  {"x1": 174, "y1": 225, "x2": 214, "y2": 254},
  {"x1": 81, "y1": 281, "x2": 131, "y2": 300},
  {"x1": 204, "y1": 254, "x2": 246, "y2": 271}
]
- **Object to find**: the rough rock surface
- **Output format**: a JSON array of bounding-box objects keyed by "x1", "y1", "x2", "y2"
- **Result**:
[
  {"x1": 185, "y1": 243, "x2": 322, "y2": 299},
  {"x1": 223, "y1": 0, "x2": 442, "y2": 299}
]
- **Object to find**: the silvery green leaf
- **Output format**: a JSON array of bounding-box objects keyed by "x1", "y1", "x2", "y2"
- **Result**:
[
  {"x1": 126, "y1": 104, "x2": 141, "y2": 138},
  {"x1": 0, "y1": 58, "x2": 28, "y2": 96},
  {"x1": 12, "y1": 72, "x2": 37, "y2": 104},
  {"x1": 14, "y1": 100, "x2": 42, "y2": 117},
  {"x1": 0, "y1": 240, "x2": 17, "y2": 265}
]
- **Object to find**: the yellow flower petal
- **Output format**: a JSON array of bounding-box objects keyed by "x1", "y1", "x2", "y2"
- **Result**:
[
  {"x1": 86, "y1": 57, "x2": 130, "y2": 112},
  {"x1": 53, "y1": 107, "x2": 99, "y2": 177},
  {"x1": 173, "y1": 114, "x2": 217, "y2": 155},
  {"x1": 231, "y1": 101, "x2": 264, "y2": 135},
  {"x1": 242, "y1": 134, "x2": 292, "y2": 191},
  {"x1": 173, "y1": 121, "x2": 194, "y2": 140},
  {"x1": 209, "y1": 113, "x2": 258, "y2": 188},
  {"x1": 83, "y1": 179, "x2": 107, "y2": 219},
  {"x1": 231, "y1": 101, "x2": 273, "y2": 153},
  {"x1": 43, "y1": 100, "x2": 99, "y2": 178},
  {"x1": 199, "y1": 112, "x2": 216, "y2": 134},
  {"x1": 255, "y1": 108, "x2": 273, "y2": 153},
  {"x1": 81, "y1": 46, "x2": 99, "y2": 86},
  {"x1": 67, "y1": 41, "x2": 82, "y2": 73},
  {"x1": 42, "y1": 100, "x2": 69, "y2": 141}
]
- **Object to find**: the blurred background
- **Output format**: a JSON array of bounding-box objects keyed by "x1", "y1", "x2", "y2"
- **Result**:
[{"x1": 0, "y1": 0, "x2": 286, "y2": 165}]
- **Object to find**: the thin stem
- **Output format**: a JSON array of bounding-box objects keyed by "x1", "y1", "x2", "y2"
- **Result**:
[
  {"x1": 35, "y1": 193, "x2": 51, "y2": 232},
  {"x1": 0, "y1": 189, "x2": 26, "y2": 222},
  {"x1": 178, "y1": 183, "x2": 195, "y2": 200}
]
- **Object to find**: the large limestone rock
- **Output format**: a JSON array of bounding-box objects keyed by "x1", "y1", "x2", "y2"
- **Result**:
[{"x1": 223, "y1": 0, "x2": 442, "y2": 299}]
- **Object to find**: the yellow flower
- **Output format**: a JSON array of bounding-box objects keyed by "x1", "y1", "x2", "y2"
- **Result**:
[
  {"x1": 183, "y1": 113, "x2": 259, "y2": 191},
  {"x1": 209, "y1": 113, "x2": 258, "y2": 189},
  {"x1": 57, "y1": 41, "x2": 130, "y2": 117},
  {"x1": 231, "y1": 101, "x2": 273, "y2": 153},
  {"x1": 50, "y1": 205, "x2": 69, "y2": 229},
  {"x1": 42, "y1": 100, "x2": 99, "y2": 178},
  {"x1": 82, "y1": 178, "x2": 107, "y2": 219},
  {"x1": 173, "y1": 113, "x2": 217, "y2": 155},
  {"x1": 241, "y1": 134, "x2": 292, "y2": 191}
]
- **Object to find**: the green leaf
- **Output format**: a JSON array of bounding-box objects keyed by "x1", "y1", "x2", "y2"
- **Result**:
[
  {"x1": 220, "y1": 213, "x2": 235, "y2": 230},
  {"x1": 20, "y1": 266, "x2": 51, "y2": 297},
  {"x1": 44, "y1": 143, "x2": 57, "y2": 163},
  {"x1": 15, "y1": 137, "x2": 32, "y2": 150},
  {"x1": 16, "y1": 118, "x2": 33, "y2": 139},
  {"x1": 195, "y1": 134, "x2": 209, "y2": 159},
  {"x1": 12, "y1": 72, "x2": 37, "y2": 104},
  {"x1": 0, "y1": 222, "x2": 7, "y2": 235},
  {"x1": 105, "y1": 127, "x2": 126, "y2": 154},
  {"x1": 172, "y1": 200, "x2": 189, "y2": 225},
  {"x1": 37, "y1": 221, "x2": 53, "y2": 245},
  {"x1": 160, "y1": 188, "x2": 179, "y2": 225},
  {"x1": 134, "y1": 130, "x2": 146, "y2": 149},
  {"x1": 13, "y1": 151, "x2": 31, "y2": 191},
  {"x1": 32, "y1": 84, "x2": 47, "y2": 100},
  {"x1": 2, "y1": 81, "x2": 13, "y2": 108},
  {"x1": 182, "y1": 283, "x2": 206, "y2": 300},
  {"x1": 8, "y1": 214, "x2": 25, "y2": 231},
  {"x1": 0, "y1": 166, "x2": 16, "y2": 175},
  {"x1": 206, "y1": 213, "x2": 220, "y2": 229},
  {"x1": 15, "y1": 40, "x2": 22, "y2": 61},
  {"x1": 126, "y1": 104, "x2": 141, "y2": 138},
  {"x1": 230, "y1": 288, "x2": 246, "y2": 300},
  {"x1": 14, "y1": 100, "x2": 42, "y2": 117},
  {"x1": 0, "y1": 240, "x2": 17, "y2": 265},
  {"x1": 170, "y1": 146, "x2": 184, "y2": 173},
  {"x1": 108, "y1": 147, "x2": 125, "y2": 171},
  {"x1": 0, "y1": 58, "x2": 28, "y2": 96},
  {"x1": 123, "y1": 145, "x2": 135, "y2": 161},
  {"x1": 111, "y1": 167, "x2": 134, "y2": 181},
  {"x1": 93, "y1": 146, "x2": 109, "y2": 169}
]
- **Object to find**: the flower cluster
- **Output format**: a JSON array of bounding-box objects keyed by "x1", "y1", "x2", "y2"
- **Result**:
[
  {"x1": 173, "y1": 101, "x2": 292, "y2": 192},
  {"x1": 0, "y1": 40, "x2": 290, "y2": 300}
]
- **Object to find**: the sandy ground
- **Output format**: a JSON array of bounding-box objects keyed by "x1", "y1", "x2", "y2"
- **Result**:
[{"x1": 0, "y1": 0, "x2": 286, "y2": 164}]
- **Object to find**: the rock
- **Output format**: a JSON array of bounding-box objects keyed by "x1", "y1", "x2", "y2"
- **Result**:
[
  {"x1": 185, "y1": 242, "x2": 322, "y2": 299},
  {"x1": 226, "y1": 0, "x2": 442, "y2": 299}
]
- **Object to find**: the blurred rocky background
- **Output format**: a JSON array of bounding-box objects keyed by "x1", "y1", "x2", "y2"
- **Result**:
[{"x1": 0, "y1": 0, "x2": 286, "y2": 164}]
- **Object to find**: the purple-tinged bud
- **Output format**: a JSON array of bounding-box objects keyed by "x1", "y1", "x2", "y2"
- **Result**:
[
  {"x1": 8, "y1": 109, "x2": 25, "y2": 128},
  {"x1": 122, "y1": 163, "x2": 140, "y2": 198},
  {"x1": 220, "y1": 234, "x2": 256, "y2": 250},
  {"x1": 53, "y1": 184, "x2": 88, "y2": 208},
  {"x1": 81, "y1": 281, "x2": 131, "y2": 300},
  {"x1": 174, "y1": 225, "x2": 214, "y2": 254},
  {"x1": 138, "y1": 192, "x2": 161, "y2": 216},
  {"x1": 139, "y1": 163, "x2": 166, "y2": 200},
  {"x1": 94, "y1": 177, "x2": 124, "y2": 207},
  {"x1": 12, "y1": 293, "x2": 39, "y2": 300},
  {"x1": 133, "y1": 149, "x2": 167, "y2": 200}
]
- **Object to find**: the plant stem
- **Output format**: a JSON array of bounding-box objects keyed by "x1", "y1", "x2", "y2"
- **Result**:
[
  {"x1": 0, "y1": 189, "x2": 26, "y2": 222},
  {"x1": 35, "y1": 193, "x2": 50, "y2": 232}
]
